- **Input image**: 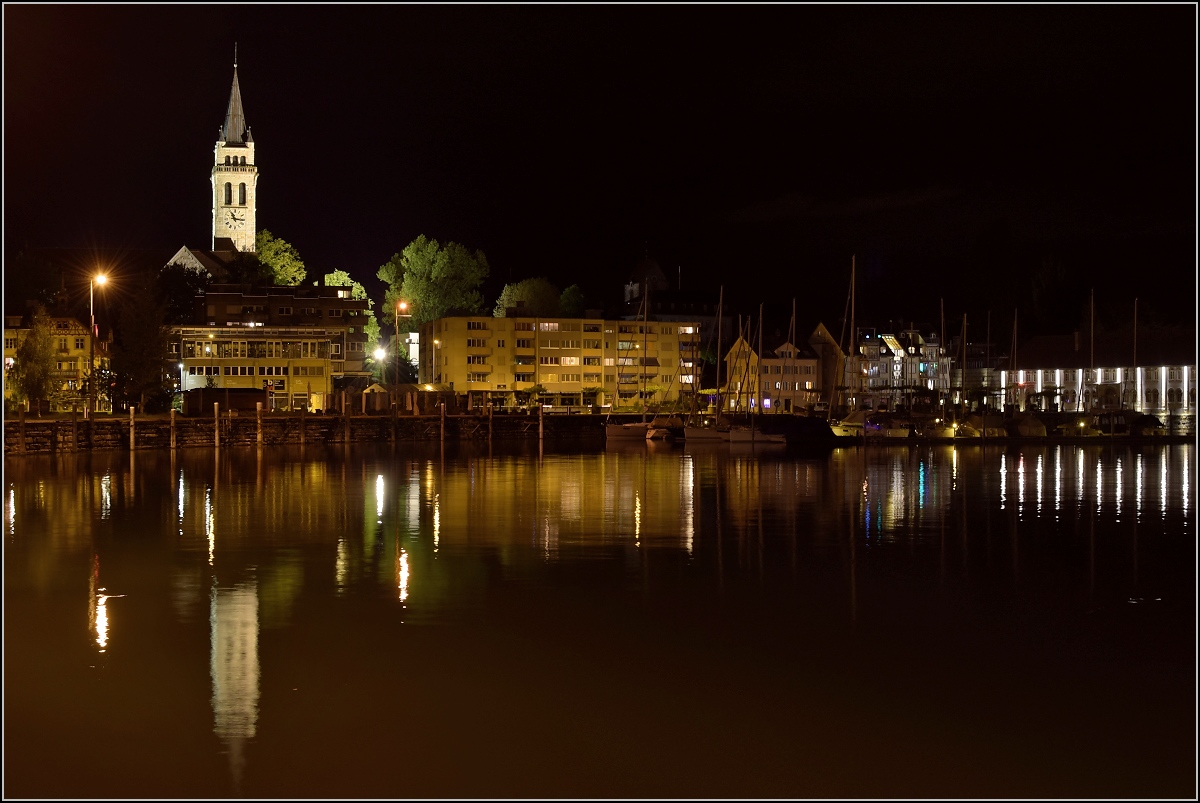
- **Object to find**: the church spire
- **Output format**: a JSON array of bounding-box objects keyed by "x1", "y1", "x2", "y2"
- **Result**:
[{"x1": 222, "y1": 45, "x2": 247, "y2": 144}]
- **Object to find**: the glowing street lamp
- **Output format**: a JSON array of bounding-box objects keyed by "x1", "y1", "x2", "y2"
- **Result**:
[
  {"x1": 373, "y1": 346, "x2": 387, "y2": 383},
  {"x1": 395, "y1": 299, "x2": 411, "y2": 386},
  {"x1": 88, "y1": 273, "x2": 108, "y2": 417},
  {"x1": 433, "y1": 339, "x2": 441, "y2": 384}
]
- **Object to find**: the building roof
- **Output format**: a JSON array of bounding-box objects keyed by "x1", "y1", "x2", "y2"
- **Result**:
[
  {"x1": 167, "y1": 246, "x2": 239, "y2": 280},
  {"x1": 1015, "y1": 326, "x2": 1196, "y2": 370},
  {"x1": 222, "y1": 59, "x2": 247, "y2": 144}
]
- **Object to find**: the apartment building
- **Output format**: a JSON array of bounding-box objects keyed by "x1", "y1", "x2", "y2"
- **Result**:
[
  {"x1": 721, "y1": 336, "x2": 822, "y2": 413},
  {"x1": 419, "y1": 315, "x2": 701, "y2": 411},
  {"x1": 171, "y1": 284, "x2": 370, "y2": 411},
  {"x1": 4, "y1": 311, "x2": 111, "y2": 414},
  {"x1": 843, "y1": 327, "x2": 952, "y2": 412}
]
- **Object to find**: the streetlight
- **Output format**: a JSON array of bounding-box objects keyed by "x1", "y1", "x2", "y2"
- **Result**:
[
  {"x1": 373, "y1": 346, "x2": 387, "y2": 383},
  {"x1": 433, "y1": 339, "x2": 441, "y2": 384},
  {"x1": 206, "y1": 333, "x2": 215, "y2": 390},
  {"x1": 88, "y1": 273, "x2": 107, "y2": 418},
  {"x1": 395, "y1": 299, "x2": 411, "y2": 386}
]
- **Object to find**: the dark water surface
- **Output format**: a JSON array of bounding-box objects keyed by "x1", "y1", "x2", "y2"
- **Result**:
[{"x1": 4, "y1": 441, "x2": 1195, "y2": 798}]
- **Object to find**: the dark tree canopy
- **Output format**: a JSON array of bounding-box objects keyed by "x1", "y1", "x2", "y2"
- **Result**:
[
  {"x1": 9, "y1": 302, "x2": 55, "y2": 410},
  {"x1": 110, "y1": 281, "x2": 173, "y2": 412},
  {"x1": 377, "y1": 235, "x2": 490, "y2": 328},
  {"x1": 158, "y1": 261, "x2": 212, "y2": 323},
  {"x1": 559, "y1": 284, "x2": 587, "y2": 318},
  {"x1": 493, "y1": 277, "x2": 561, "y2": 317}
]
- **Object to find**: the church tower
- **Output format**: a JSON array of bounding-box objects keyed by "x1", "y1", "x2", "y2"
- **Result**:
[{"x1": 211, "y1": 49, "x2": 258, "y2": 252}]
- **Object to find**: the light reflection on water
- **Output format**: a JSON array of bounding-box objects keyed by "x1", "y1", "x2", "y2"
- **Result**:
[{"x1": 3, "y1": 442, "x2": 1195, "y2": 799}]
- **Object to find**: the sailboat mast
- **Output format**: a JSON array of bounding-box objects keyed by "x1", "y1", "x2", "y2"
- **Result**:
[
  {"x1": 960, "y1": 314, "x2": 968, "y2": 419},
  {"x1": 788, "y1": 298, "x2": 796, "y2": 415},
  {"x1": 756, "y1": 302, "x2": 763, "y2": 419},
  {"x1": 940, "y1": 298, "x2": 945, "y2": 419},
  {"x1": 715, "y1": 286, "x2": 724, "y2": 417},
  {"x1": 849, "y1": 254, "x2": 856, "y2": 412},
  {"x1": 1010, "y1": 307, "x2": 1018, "y2": 410},
  {"x1": 985, "y1": 310, "x2": 991, "y2": 411},
  {"x1": 642, "y1": 282, "x2": 649, "y2": 414}
]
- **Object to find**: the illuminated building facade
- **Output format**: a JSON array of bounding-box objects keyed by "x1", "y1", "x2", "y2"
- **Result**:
[
  {"x1": 843, "y1": 327, "x2": 952, "y2": 412},
  {"x1": 211, "y1": 53, "x2": 258, "y2": 252},
  {"x1": 170, "y1": 284, "x2": 370, "y2": 411},
  {"x1": 419, "y1": 314, "x2": 701, "y2": 410},
  {"x1": 3, "y1": 308, "x2": 111, "y2": 414},
  {"x1": 1003, "y1": 329, "x2": 1196, "y2": 415},
  {"x1": 721, "y1": 336, "x2": 822, "y2": 413}
]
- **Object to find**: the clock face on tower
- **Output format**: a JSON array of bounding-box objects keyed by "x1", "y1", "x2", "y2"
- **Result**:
[{"x1": 225, "y1": 209, "x2": 246, "y2": 229}]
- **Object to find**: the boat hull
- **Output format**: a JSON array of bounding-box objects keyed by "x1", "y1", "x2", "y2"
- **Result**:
[
  {"x1": 683, "y1": 426, "x2": 729, "y2": 442},
  {"x1": 605, "y1": 422, "x2": 652, "y2": 440},
  {"x1": 728, "y1": 427, "x2": 787, "y2": 444}
]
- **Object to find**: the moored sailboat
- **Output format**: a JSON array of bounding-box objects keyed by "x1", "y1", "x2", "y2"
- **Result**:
[{"x1": 684, "y1": 285, "x2": 730, "y2": 442}]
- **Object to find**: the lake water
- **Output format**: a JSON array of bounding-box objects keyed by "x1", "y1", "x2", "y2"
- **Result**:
[{"x1": 4, "y1": 440, "x2": 1195, "y2": 798}]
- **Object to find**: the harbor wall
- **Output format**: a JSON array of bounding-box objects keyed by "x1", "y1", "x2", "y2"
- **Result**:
[{"x1": 3, "y1": 406, "x2": 621, "y2": 455}]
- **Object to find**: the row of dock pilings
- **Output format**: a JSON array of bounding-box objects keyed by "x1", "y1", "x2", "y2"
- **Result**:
[{"x1": 9, "y1": 390, "x2": 553, "y2": 454}]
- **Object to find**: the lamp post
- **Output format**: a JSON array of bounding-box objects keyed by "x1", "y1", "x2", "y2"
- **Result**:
[
  {"x1": 88, "y1": 273, "x2": 107, "y2": 418},
  {"x1": 206, "y1": 333, "x2": 215, "y2": 390},
  {"x1": 395, "y1": 300, "x2": 410, "y2": 385},
  {"x1": 433, "y1": 339, "x2": 441, "y2": 384},
  {"x1": 373, "y1": 347, "x2": 387, "y2": 382}
]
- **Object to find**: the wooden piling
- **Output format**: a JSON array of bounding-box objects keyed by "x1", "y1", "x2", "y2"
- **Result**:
[
  {"x1": 214, "y1": 402, "x2": 220, "y2": 448},
  {"x1": 440, "y1": 401, "x2": 446, "y2": 443},
  {"x1": 170, "y1": 408, "x2": 177, "y2": 449},
  {"x1": 257, "y1": 402, "x2": 264, "y2": 445},
  {"x1": 129, "y1": 407, "x2": 135, "y2": 451}
]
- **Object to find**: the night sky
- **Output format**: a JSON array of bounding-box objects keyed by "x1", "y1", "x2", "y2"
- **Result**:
[{"x1": 4, "y1": 4, "x2": 1195, "y2": 337}]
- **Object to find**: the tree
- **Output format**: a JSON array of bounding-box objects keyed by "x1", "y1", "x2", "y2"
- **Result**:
[
  {"x1": 255, "y1": 230, "x2": 306, "y2": 286},
  {"x1": 225, "y1": 249, "x2": 274, "y2": 286},
  {"x1": 9, "y1": 303, "x2": 55, "y2": 413},
  {"x1": 378, "y1": 235, "x2": 490, "y2": 328},
  {"x1": 157, "y1": 261, "x2": 212, "y2": 323},
  {"x1": 110, "y1": 282, "x2": 173, "y2": 412},
  {"x1": 523, "y1": 383, "x2": 547, "y2": 409},
  {"x1": 324, "y1": 270, "x2": 380, "y2": 347},
  {"x1": 493, "y1": 277, "x2": 561, "y2": 317},
  {"x1": 559, "y1": 284, "x2": 587, "y2": 318},
  {"x1": 376, "y1": 252, "x2": 407, "y2": 328}
]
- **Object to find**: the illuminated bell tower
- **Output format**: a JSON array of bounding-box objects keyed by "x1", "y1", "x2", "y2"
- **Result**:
[{"x1": 211, "y1": 47, "x2": 258, "y2": 252}]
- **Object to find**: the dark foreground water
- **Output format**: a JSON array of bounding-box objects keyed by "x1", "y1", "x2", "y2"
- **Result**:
[{"x1": 4, "y1": 440, "x2": 1195, "y2": 799}]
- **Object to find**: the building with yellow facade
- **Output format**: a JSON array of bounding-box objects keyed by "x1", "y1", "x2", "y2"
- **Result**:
[
  {"x1": 419, "y1": 315, "x2": 701, "y2": 411},
  {"x1": 171, "y1": 284, "x2": 370, "y2": 412},
  {"x1": 4, "y1": 309, "x2": 112, "y2": 414}
]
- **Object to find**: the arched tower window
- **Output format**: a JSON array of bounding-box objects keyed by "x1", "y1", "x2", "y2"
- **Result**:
[
  {"x1": 224, "y1": 155, "x2": 231, "y2": 165},
  {"x1": 239, "y1": 183, "x2": 246, "y2": 205},
  {"x1": 224, "y1": 182, "x2": 232, "y2": 205},
  {"x1": 240, "y1": 156, "x2": 246, "y2": 165}
]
